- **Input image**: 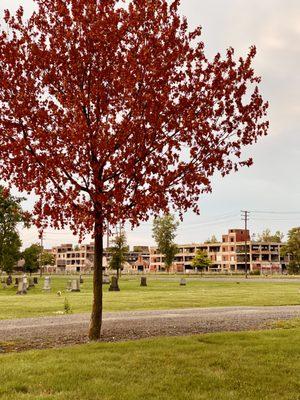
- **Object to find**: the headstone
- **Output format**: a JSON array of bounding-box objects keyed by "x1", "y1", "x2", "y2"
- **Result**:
[
  {"x1": 71, "y1": 279, "x2": 80, "y2": 292},
  {"x1": 180, "y1": 278, "x2": 186, "y2": 286},
  {"x1": 103, "y1": 275, "x2": 110, "y2": 285},
  {"x1": 43, "y1": 276, "x2": 51, "y2": 291},
  {"x1": 140, "y1": 277, "x2": 147, "y2": 287},
  {"x1": 66, "y1": 280, "x2": 72, "y2": 291},
  {"x1": 28, "y1": 277, "x2": 35, "y2": 288},
  {"x1": 80, "y1": 275, "x2": 84, "y2": 284},
  {"x1": 33, "y1": 277, "x2": 38, "y2": 285},
  {"x1": 14, "y1": 277, "x2": 19, "y2": 287},
  {"x1": 109, "y1": 276, "x2": 120, "y2": 292},
  {"x1": 6, "y1": 275, "x2": 13, "y2": 286},
  {"x1": 1, "y1": 272, "x2": 7, "y2": 284},
  {"x1": 16, "y1": 276, "x2": 27, "y2": 295},
  {"x1": 22, "y1": 274, "x2": 29, "y2": 289},
  {"x1": 2, "y1": 282, "x2": 7, "y2": 289}
]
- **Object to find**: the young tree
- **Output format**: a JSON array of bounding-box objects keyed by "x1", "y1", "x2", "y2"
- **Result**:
[
  {"x1": 257, "y1": 229, "x2": 284, "y2": 243},
  {"x1": 152, "y1": 214, "x2": 179, "y2": 272},
  {"x1": 0, "y1": 0, "x2": 268, "y2": 339},
  {"x1": 192, "y1": 250, "x2": 212, "y2": 274},
  {"x1": 23, "y1": 243, "x2": 42, "y2": 274},
  {"x1": 0, "y1": 186, "x2": 29, "y2": 273},
  {"x1": 281, "y1": 227, "x2": 300, "y2": 275},
  {"x1": 109, "y1": 231, "x2": 129, "y2": 280}
]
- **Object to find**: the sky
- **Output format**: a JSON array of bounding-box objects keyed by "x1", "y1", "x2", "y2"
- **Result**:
[{"x1": 1, "y1": 0, "x2": 300, "y2": 248}]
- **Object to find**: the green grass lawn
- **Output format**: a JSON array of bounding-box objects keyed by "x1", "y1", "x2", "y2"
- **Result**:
[
  {"x1": 1, "y1": 325, "x2": 300, "y2": 399},
  {"x1": 0, "y1": 276, "x2": 299, "y2": 319}
]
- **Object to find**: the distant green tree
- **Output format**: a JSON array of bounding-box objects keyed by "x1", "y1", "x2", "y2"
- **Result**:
[
  {"x1": 257, "y1": 229, "x2": 284, "y2": 243},
  {"x1": 281, "y1": 227, "x2": 300, "y2": 274},
  {"x1": 23, "y1": 244, "x2": 42, "y2": 274},
  {"x1": 192, "y1": 250, "x2": 212, "y2": 274},
  {"x1": 133, "y1": 246, "x2": 143, "y2": 253},
  {"x1": 41, "y1": 251, "x2": 55, "y2": 267},
  {"x1": 205, "y1": 235, "x2": 218, "y2": 244},
  {"x1": 109, "y1": 231, "x2": 129, "y2": 279},
  {"x1": 0, "y1": 186, "x2": 30, "y2": 273},
  {"x1": 1, "y1": 231, "x2": 22, "y2": 274},
  {"x1": 152, "y1": 214, "x2": 179, "y2": 272}
]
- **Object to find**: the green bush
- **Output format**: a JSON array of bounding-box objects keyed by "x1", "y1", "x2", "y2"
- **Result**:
[{"x1": 250, "y1": 270, "x2": 261, "y2": 276}]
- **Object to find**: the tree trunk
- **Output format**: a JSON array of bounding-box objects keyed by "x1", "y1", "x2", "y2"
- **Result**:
[{"x1": 88, "y1": 217, "x2": 103, "y2": 340}]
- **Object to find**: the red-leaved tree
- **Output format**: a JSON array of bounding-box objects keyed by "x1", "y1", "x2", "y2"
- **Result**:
[{"x1": 0, "y1": 0, "x2": 268, "y2": 339}]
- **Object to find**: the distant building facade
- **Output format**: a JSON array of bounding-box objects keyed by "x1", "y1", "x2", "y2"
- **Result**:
[
  {"x1": 52, "y1": 243, "x2": 150, "y2": 273},
  {"x1": 49, "y1": 229, "x2": 288, "y2": 274},
  {"x1": 150, "y1": 229, "x2": 288, "y2": 273}
]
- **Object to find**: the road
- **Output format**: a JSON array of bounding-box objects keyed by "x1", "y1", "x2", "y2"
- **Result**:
[{"x1": 0, "y1": 305, "x2": 300, "y2": 352}]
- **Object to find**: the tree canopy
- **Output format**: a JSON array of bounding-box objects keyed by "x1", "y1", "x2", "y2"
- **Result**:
[
  {"x1": 0, "y1": 0, "x2": 268, "y2": 339},
  {"x1": 152, "y1": 214, "x2": 179, "y2": 271},
  {"x1": 256, "y1": 229, "x2": 284, "y2": 243},
  {"x1": 192, "y1": 249, "x2": 212, "y2": 272},
  {"x1": 204, "y1": 235, "x2": 219, "y2": 244},
  {"x1": 0, "y1": 186, "x2": 29, "y2": 273},
  {"x1": 23, "y1": 243, "x2": 42, "y2": 274},
  {"x1": 41, "y1": 251, "x2": 55, "y2": 267},
  {"x1": 109, "y1": 230, "x2": 129, "y2": 278},
  {"x1": 281, "y1": 227, "x2": 300, "y2": 274}
]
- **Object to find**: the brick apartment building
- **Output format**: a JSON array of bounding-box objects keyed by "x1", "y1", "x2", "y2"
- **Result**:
[
  {"x1": 150, "y1": 229, "x2": 288, "y2": 273},
  {"x1": 51, "y1": 243, "x2": 150, "y2": 274},
  {"x1": 51, "y1": 243, "x2": 96, "y2": 273}
]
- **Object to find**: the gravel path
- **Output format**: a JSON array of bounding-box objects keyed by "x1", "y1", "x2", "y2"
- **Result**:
[{"x1": 0, "y1": 305, "x2": 300, "y2": 353}]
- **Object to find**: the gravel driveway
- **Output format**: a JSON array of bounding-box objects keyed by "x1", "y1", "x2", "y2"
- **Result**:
[{"x1": 0, "y1": 305, "x2": 300, "y2": 352}]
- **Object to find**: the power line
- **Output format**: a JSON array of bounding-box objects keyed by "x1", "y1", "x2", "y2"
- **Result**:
[
  {"x1": 177, "y1": 217, "x2": 240, "y2": 230},
  {"x1": 251, "y1": 218, "x2": 299, "y2": 222},
  {"x1": 250, "y1": 210, "x2": 300, "y2": 215}
]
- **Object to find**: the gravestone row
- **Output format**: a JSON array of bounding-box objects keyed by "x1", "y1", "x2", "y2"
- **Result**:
[{"x1": 3, "y1": 273, "x2": 187, "y2": 295}]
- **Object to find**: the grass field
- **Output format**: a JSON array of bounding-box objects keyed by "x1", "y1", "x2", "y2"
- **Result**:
[
  {"x1": 0, "y1": 276, "x2": 299, "y2": 319},
  {"x1": 0, "y1": 324, "x2": 300, "y2": 399}
]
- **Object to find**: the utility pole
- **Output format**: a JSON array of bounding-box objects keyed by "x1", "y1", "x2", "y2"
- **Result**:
[{"x1": 241, "y1": 211, "x2": 250, "y2": 279}]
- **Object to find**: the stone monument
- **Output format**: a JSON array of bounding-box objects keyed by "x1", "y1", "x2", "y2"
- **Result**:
[
  {"x1": 180, "y1": 278, "x2": 186, "y2": 286},
  {"x1": 66, "y1": 280, "x2": 72, "y2": 291},
  {"x1": 16, "y1": 276, "x2": 27, "y2": 295},
  {"x1": 71, "y1": 279, "x2": 80, "y2": 292},
  {"x1": 109, "y1": 276, "x2": 120, "y2": 291},
  {"x1": 6, "y1": 275, "x2": 13, "y2": 286},
  {"x1": 140, "y1": 277, "x2": 147, "y2": 287},
  {"x1": 43, "y1": 276, "x2": 51, "y2": 291},
  {"x1": 28, "y1": 277, "x2": 35, "y2": 288}
]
